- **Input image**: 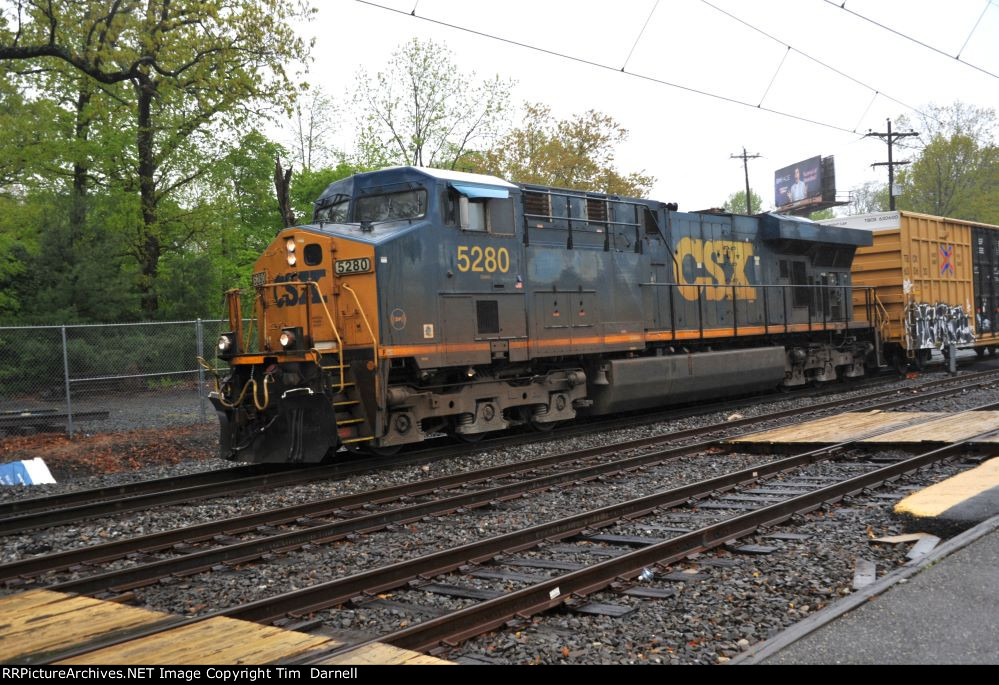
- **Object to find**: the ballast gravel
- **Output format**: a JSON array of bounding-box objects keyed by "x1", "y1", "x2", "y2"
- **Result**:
[{"x1": 0, "y1": 365, "x2": 995, "y2": 665}]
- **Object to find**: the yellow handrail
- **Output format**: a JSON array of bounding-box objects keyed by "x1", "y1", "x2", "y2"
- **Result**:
[
  {"x1": 341, "y1": 282, "x2": 381, "y2": 404},
  {"x1": 250, "y1": 280, "x2": 346, "y2": 394}
]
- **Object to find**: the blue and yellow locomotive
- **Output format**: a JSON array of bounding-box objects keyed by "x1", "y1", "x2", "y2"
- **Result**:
[{"x1": 211, "y1": 166, "x2": 877, "y2": 463}]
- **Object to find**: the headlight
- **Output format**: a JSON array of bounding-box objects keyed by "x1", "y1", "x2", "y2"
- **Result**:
[
  {"x1": 279, "y1": 329, "x2": 296, "y2": 349},
  {"x1": 217, "y1": 332, "x2": 235, "y2": 355},
  {"x1": 286, "y1": 238, "x2": 296, "y2": 252},
  {"x1": 287, "y1": 253, "x2": 297, "y2": 266}
]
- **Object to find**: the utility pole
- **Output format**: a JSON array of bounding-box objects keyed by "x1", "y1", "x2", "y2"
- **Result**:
[
  {"x1": 730, "y1": 147, "x2": 762, "y2": 214},
  {"x1": 865, "y1": 118, "x2": 918, "y2": 211}
]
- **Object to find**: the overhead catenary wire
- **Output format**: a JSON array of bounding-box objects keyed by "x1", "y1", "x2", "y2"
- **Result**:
[
  {"x1": 821, "y1": 0, "x2": 999, "y2": 81},
  {"x1": 699, "y1": 0, "x2": 939, "y2": 125},
  {"x1": 621, "y1": 0, "x2": 660, "y2": 71},
  {"x1": 758, "y1": 45, "x2": 791, "y2": 108},
  {"x1": 957, "y1": 0, "x2": 991, "y2": 59},
  {"x1": 355, "y1": 0, "x2": 858, "y2": 135},
  {"x1": 854, "y1": 91, "x2": 880, "y2": 133}
]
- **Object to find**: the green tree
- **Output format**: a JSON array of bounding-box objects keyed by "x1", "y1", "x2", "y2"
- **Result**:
[
  {"x1": 722, "y1": 189, "x2": 763, "y2": 214},
  {"x1": 847, "y1": 180, "x2": 889, "y2": 214},
  {"x1": 808, "y1": 208, "x2": 835, "y2": 220},
  {"x1": 0, "y1": 0, "x2": 314, "y2": 315},
  {"x1": 476, "y1": 103, "x2": 655, "y2": 196},
  {"x1": 290, "y1": 85, "x2": 340, "y2": 173},
  {"x1": 157, "y1": 130, "x2": 290, "y2": 319},
  {"x1": 895, "y1": 103, "x2": 999, "y2": 222},
  {"x1": 353, "y1": 38, "x2": 512, "y2": 169},
  {"x1": 290, "y1": 163, "x2": 368, "y2": 221}
]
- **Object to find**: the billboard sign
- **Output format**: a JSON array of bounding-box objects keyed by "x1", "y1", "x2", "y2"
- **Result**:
[{"x1": 774, "y1": 156, "x2": 822, "y2": 210}]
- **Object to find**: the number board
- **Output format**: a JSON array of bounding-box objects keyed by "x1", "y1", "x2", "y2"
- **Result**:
[
  {"x1": 334, "y1": 257, "x2": 372, "y2": 275},
  {"x1": 251, "y1": 271, "x2": 267, "y2": 287}
]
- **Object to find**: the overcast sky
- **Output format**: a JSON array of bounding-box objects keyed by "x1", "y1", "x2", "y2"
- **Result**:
[{"x1": 289, "y1": 0, "x2": 999, "y2": 212}]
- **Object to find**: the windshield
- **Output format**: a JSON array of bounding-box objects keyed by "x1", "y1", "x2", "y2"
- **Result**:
[
  {"x1": 355, "y1": 189, "x2": 427, "y2": 223},
  {"x1": 314, "y1": 194, "x2": 349, "y2": 224}
]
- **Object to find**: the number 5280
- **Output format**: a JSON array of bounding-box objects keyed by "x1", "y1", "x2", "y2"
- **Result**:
[{"x1": 456, "y1": 245, "x2": 510, "y2": 273}]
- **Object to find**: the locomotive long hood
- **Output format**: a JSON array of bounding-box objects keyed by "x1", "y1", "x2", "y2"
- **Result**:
[{"x1": 760, "y1": 213, "x2": 874, "y2": 247}]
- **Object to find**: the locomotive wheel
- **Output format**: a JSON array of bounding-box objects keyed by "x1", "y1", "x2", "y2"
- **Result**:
[
  {"x1": 976, "y1": 347, "x2": 986, "y2": 358},
  {"x1": 451, "y1": 431, "x2": 484, "y2": 443},
  {"x1": 344, "y1": 441, "x2": 402, "y2": 458},
  {"x1": 528, "y1": 418, "x2": 556, "y2": 432}
]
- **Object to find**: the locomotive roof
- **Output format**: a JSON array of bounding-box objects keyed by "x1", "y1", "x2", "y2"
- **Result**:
[
  {"x1": 315, "y1": 166, "x2": 516, "y2": 207},
  {"x1": 394, "y1": 166, "x2": 518, "y2": 188}
]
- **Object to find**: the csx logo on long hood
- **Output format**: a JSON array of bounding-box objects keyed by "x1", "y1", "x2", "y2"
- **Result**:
[
  {"x1": 675, "y1": 237, "x2": 757, "y2": 302},
  {"x1": 272, "y1": 269, "x2": 326, "y2": 307}
]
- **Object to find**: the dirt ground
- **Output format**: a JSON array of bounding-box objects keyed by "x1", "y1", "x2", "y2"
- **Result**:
[{"x1": 0, "y1": 424, "x2": 218, "y2": 481}]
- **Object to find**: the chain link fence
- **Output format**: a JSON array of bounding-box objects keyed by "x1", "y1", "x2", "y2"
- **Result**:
[{"x1": 0, "y1": 320, "x2": 241, "y2": 437}]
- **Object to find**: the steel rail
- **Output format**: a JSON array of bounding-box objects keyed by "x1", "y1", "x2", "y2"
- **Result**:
[
  {"x1": 49, "y1": 394, "x2": 999, "y2": 600},
  {"x1": 6, "y1": 372, "x2": 997, "y2": 583},
  {"x1": 330, "y1": 438, "x2": 996, "y2": 655},
  {"x1": 40, "y1": 406, "x2": 999, "y2": 665},
  {"x1": 38, "y1": 438, "x2": 879, "y2": 666},
  {"x1": 3, "y1": 364, "x2": 992, "y2": 532},
  {"x1": 0, "y1": 464, "x2": 281, "y2": 519}
]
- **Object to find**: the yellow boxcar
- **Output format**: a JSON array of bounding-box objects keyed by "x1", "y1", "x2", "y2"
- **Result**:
[{"x1": 821, "y1": 211, "x2": 998, "y2": 364}]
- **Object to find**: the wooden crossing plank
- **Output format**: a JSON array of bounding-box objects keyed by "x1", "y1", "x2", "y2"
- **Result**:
[
  {"x1": 62, "y1": 616, "x2": 334, "y2": 665},
  {"x1": 895, "y1": 457, "x2": 999, "y2": 517},
  {"x1": 865, "y1": 411, "x2": 999, "y2": 444},
  {"x1": 731, "y1": 411, "x2": 999, "y2": 446},
  {"x1": 731, "y1": 412, "x2": 933, "y2": 444},
  {"x1": 0, "y1": 592, "x2": 167, "y2": 662},
  {"x1": 319, "y1": 642, "x2": 453, "y2": 666},
  {"x1": 1, "y1": 590, "x2": 450, "y2": 665},
  {"x1": 0, "y1": 589, "x2": 76, "y2": 614}
]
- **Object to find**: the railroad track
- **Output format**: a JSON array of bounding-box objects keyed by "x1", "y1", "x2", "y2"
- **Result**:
[
  {"x1": 1, "y1": 365, "x2": 995, "y2": 536},
  {"x1": 3, "y1": 369, "x2": 996, "y2": 596},
  {"x1": 39, "y1": 400, "x2": 998, "y2": 664},
  {"x1": 0, "y1": 367, "x2": 901, "y2": 526},
  {"x1": 312, "y1": 438, "x2": 988, "y2": 658}
]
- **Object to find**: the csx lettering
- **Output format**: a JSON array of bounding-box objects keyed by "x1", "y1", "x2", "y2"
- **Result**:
[
  {"x1": 675, "y1": 237, "x2": 757, "y2": 302},
  {"x1": 273, "y1": 269, "x2": 327, "y2": 307},
  {"x1": 456, "y1": 245, "x2": 510, "y2": 273}
]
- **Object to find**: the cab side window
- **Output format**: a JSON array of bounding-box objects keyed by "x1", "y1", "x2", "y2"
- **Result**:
[
  {"x1": 466, "y1": 200, "x2": 487, "y2": 231},
  {"x1": 447, "y1": 189, "x2": 514, "y2": 235}
]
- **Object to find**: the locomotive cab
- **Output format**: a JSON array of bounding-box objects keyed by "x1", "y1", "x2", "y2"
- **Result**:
[{"x1": 209, "y1": 166, "x2": 523, "y2": 463}]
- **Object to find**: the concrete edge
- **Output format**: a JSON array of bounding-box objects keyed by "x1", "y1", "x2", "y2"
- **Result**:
[{"x1": 729, "y1": 512, "x2": 999, "y2": 665}]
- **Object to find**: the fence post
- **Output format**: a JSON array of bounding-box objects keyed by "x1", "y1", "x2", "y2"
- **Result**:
[
  {"x1": 61, "y1": 325, "x2": 74, "y2": 438},
  {"x1": 196, "y1": 318, "x2": 206, "y2": 423}
]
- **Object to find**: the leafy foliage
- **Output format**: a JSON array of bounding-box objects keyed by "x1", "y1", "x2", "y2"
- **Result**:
[
  {"x1": 846, "y1": 180, "x2": 889, "y2": 215},
  {"x1": 475, "y1": 104, "x2": 655, "y2": 196},
  {"x1": 353, "y1": 38, "x2": 512, "y2": 169},
  {"x1": 721, "y1": 189, "x2": 763, "y2": 214},
  {"x1": 0, "y1": 0, "x2": 315, "y2": 315},
  {"x1": 895, "y1": 103, "x2": 999, "y2": 223}
]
